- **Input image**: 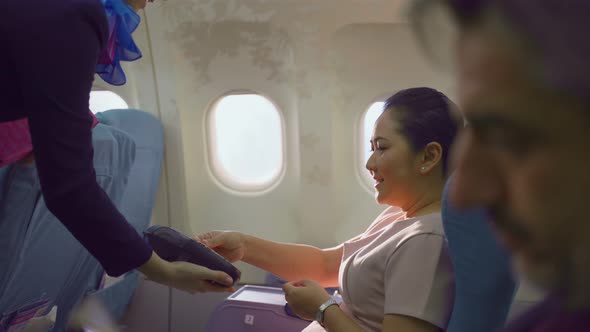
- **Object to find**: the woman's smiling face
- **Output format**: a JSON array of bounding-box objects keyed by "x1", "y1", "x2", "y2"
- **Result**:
[{"x1": 366, "y1": 110, "x2": 420, "y2": 207}]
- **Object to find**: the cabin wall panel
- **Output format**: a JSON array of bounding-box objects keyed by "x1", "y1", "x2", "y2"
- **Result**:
[
  {"x1": 139, "y1": 3, "x2": 458, "y2": 284},
  {"x1": 119, "y1": 2, "x2": 542, "y2": 329}
]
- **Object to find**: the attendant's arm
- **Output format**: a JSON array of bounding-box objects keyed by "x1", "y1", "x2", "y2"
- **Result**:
[{"x1": 13, "y1": 2, "x2": 150, "y2": 277}]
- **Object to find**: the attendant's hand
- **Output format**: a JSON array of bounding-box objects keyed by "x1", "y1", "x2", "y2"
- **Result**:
[
  {"x1": 283, "y1": 279, "x2": 332, "y2": 321},
  {"x1": 195, "y1": 231, "x2": 247, "y2": 263},
  {"x1": 138, "y1": 252, "x2": 236, "y2": 294}
]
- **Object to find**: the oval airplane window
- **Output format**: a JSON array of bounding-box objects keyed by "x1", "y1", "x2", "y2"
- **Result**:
[
  {"x1": 359, "y1": 101, "x2": 384, "y2": 189},
  {"x1": 89, "y1": 91, "x2": 129, "y2": 114},
  {"x1": 207, "y1": 94, "x2": 285, "y2": 193}
]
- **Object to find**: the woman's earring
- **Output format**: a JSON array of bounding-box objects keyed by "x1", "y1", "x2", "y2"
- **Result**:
[{"x1": 421, "y1": 166, "x2": 427, "y2": 171}]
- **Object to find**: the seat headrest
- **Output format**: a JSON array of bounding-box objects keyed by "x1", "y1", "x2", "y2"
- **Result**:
[{"x1": 442, "y1": 174, "x2": 517, "y2": 332}]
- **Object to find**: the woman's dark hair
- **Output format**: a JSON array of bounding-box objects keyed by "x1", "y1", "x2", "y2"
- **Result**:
[{"x1": 384, "y1": 87, "x2": 459, "y2": 175}]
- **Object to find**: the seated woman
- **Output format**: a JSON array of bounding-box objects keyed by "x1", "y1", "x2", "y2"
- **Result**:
[{"x1": 197, "y1": 87, "x2": 460, "y2": 332}]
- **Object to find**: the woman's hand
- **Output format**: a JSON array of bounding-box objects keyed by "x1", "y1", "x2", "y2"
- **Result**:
[
  {"x1": 194, "y1": 231, "x2": 247, "y2": 263},
  {"x1": 138, "y1": 252, "x2": 236, "y2": 294},
  {"x1": 283, "y1": 279, "x2": 332, "y2": 321}
]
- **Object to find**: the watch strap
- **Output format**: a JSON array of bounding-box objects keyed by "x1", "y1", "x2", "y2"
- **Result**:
[{"x1": 316, "y1": 298, "x2": 338, "y2": 327}]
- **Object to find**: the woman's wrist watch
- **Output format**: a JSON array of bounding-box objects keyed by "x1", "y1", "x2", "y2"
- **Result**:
[{"x1": 316, "y1": 298, "x2": 339, "y2": 327}]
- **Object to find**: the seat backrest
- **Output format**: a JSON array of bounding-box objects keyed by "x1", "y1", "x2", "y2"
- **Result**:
[
  {"x1": 96, "y1": 109, "x2": 165, "y2": 233},
  {"x1": 92, "y1": 109, "x2": 165, "y2": 320},
  {"x1": 442, "y1": 174, "x2": 517, "y2": 332},
  {"x1": 0, "y1": 123, "x2": 136, "y2": 331}
]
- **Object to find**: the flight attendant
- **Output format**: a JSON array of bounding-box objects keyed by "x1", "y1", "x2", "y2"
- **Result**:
[{"x1": 0, "y1": 0, "x2": 234, "y2": 292}]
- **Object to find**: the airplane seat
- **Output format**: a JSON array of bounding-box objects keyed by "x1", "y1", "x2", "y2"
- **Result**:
[
  {"x1": 90, "y1": 109, "x2": 165, "y2": 320},
  {"x1": 94, "y1": 109, "x2": 165, "y2": 233},
  {"x1": 0, "y1": 123, "x2": 136, "y2": 332},
  {"x1": 442, "y1": 174, "x2": 517, "y2": 332},
  {"x1": 204, "y1": 268, "x2": 341, "y2": 330},
  {"x1": 0, "y1": 110, "x2": 164, "y2": 331},
  {"x1": 205, "y1": 285, "x2": 311, "y2": 332},
  {"x1": 0, "y1": 164, "x2": 42, "y2": 303}
]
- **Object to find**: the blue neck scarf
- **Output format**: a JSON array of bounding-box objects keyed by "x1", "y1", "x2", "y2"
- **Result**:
[{"x1": 96, "y1": 0, "x2": 142, "y2": 86}]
